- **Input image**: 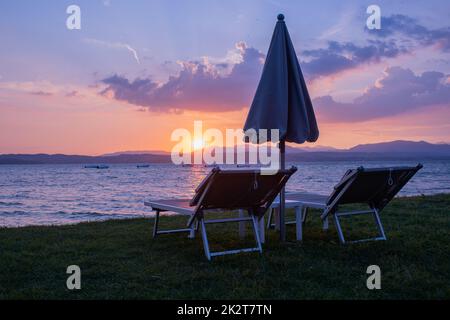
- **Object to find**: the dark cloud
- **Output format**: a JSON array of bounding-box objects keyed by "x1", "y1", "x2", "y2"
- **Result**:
[
  {"x1": 370, "y1": 14, "x2": 450, "y2": 52},
  {"x1": 100, "y1": 43, "x2": 264, "y2": 112},
  {"x1": 301, "y1": 39, "x2": 406, "y2": 78},
  {"x1": 314, "y1": 67, "x2": 450, "y2": 122}
]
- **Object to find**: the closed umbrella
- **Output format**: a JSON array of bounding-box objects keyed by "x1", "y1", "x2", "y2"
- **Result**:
[{"x1": 244, "y1": 14, "x2": 319, "y2": 241}]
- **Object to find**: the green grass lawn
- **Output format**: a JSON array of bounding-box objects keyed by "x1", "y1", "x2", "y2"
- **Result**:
[{"x1": 1, "y1": 194, "x2": 449, "y2": 300}]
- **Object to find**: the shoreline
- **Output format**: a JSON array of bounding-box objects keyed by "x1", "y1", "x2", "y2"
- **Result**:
[{"x1": 1, "y1": 193, "x2": 448, "y2": 230}]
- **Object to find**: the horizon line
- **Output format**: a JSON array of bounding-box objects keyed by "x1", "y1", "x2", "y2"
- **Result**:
[{"x1": 1, "y1": 139, "x2": 449, "y2": 157}]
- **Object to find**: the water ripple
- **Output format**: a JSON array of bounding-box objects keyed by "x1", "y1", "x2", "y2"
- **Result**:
[{"x1": 0, "y1": 161, "x2": 448, "y2": 228}]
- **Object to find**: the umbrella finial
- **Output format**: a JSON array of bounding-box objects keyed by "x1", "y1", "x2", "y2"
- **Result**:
[{"x1": 277, "y1": 14, "x2": 285, "y2": 21}]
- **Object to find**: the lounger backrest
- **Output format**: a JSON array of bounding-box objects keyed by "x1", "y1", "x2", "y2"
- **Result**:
[
  {"x1": 190, "y1": 167, "x2": 297, "y2": 215},
  {"x1": 322, "y1": 164, "x2": 423, "y2": 218}
]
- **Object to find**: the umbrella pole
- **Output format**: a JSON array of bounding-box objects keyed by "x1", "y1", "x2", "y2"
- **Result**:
[{"x1": 279, "y1": 139, "x2": 286, "y2": 241}]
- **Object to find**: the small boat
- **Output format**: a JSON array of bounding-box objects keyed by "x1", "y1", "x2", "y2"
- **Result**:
[
  {"x1": 181, "y1": 163, "x2": 194, "y2": 167},
  {"x1": 137, "y1": 164, "x2": 150, "y2": 168},
  {"x1": 204, "y1": 162, "x2": 217, "y2": 168},
  {"x1": 84, "y1": 165, "x2": 109, "y2": 169}
]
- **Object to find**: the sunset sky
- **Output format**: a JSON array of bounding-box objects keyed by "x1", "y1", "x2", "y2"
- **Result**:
[{"x1": 0, "y1": 0, "x2": 449, "y2": 155}]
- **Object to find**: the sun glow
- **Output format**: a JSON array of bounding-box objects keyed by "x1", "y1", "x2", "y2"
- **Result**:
[{"x1": 192, "y1": 138, "x2": 205, "y2": 151}]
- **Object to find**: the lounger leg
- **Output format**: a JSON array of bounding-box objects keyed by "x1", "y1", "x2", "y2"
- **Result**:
[
  {"x1": 302, "y1": 207, "x2": 308, "y2": 225},
  {"x1": 198, "y1": 214, "x2": 264, "y2": 260},
  {"x1": 266, "y1": 208, "x2": 274, "y2": 229},
  {"x1": 153, "y1": 210, "x2": 160, "y2": 239},
  {"x1": 373, "y1": 209, "x2": 387, "y2": 240},
  {"x1": 333, "y1": 209, "x2": 387, "y2": 244},
  {"x1": 188, "y1": 220, "x2": 196, "y2": 239},
  {"x1": 334, "y1": 214, "x2": 346, "y2": 244},
  {"x1": 323, "y1": 216, "x2": 329, "y2": 231},
  {"x1": 239, "y1": 209, "x2": 246, "y2": 239},
  {"x1": 295, "y1": 205, "x2": 303, "y2": 241},
  {"x1": 274, "y1": 208, "x2": 280, "y2": 231},
  {"x1": 258, "y1": 216, "x2": 265, "y2": 244},
  {"x1": 250, "y1": 214, "x2": 263, "y2": 253},
  {"x1": 199, "y1": 218, "x2": 212, "y2": 261}
]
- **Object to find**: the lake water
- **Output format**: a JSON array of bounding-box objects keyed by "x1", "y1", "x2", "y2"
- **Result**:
[{"x1": 0, "y1": 160, "x2": 449, "y2": 228}]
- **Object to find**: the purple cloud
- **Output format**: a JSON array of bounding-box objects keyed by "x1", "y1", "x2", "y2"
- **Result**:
[
  {"x1": 98, "y1": 14, "x2": 449, "y2": 114},
  {"x1": 301, "y1": 40, "x2": 406, "y2": 78},
  {"x1": 371, "y1": 14, "x2": 450, "y2": 52},
  {"x1": 301, "y1": 14, "x2": 449, "y2": 79},
  {"x1": 314, "y1": 67, "x2": 450, "y2": 122},
  {"x1": 100, "y1": 43, "x2": 264, "y2": 112}
]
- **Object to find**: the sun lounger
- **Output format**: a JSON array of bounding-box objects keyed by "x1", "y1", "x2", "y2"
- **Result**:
[
  {"x1": 267, "y1": 164, "x2": 423, "y2": 244},
  {"x1": 145, "y1": 166, "x2": 297, "y2": 260}
]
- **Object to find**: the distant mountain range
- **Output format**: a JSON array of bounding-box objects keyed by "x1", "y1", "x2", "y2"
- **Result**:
[
  {"x1": 348, "y1": 140, "x2": 450, "y2": 154},
  {"x1": 0, "y1": 153, "x2": 169, "y2": 165},
  {"x1": 293, "y1": 145, "x2": 340, "y2": 152},
  {"x1": 100, "y1": 140, "x2": 450, "y2": 155},
  {"x1": 1, "y1": 140, "x2": 449, "y2": 164},
  {"x1": 102, "y1": 150, "x2": 170, "y2": 156}
]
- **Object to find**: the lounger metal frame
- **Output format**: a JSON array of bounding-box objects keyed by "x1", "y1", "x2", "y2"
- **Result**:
[
  {"x1": 267, "y1": 207, "x2": 322, "y2": 229},
  {"x1": 150, "y1": 206, "x2": 262, "y2": 260},
  {"x1": 199, "y1": 213, "x2": 263, "y2": 260},
  {"x1": 146, "y1": 167, "x2": 297, "y2": 260},
  {"x1": 333, "y1": 208, "x2": 386, "y2": 244},
  {"x1": 266, "y1": 195, "x2": 329, "y2": 232},
  {"x1": 322, "y1": 165, "x2": 422, "y2": 244},
  {"x1": 152, "y1": 209, "x2": 198, "y2": 239},
  {"x1": 267, "y1": 204, "x2": 385, "y2": 244},
  {"x1": 267, "y1": 164, "x2": 422, "y2": 244}
]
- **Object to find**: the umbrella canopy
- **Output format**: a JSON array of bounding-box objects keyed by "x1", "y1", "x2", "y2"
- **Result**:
[
  {"x1": 244, "y1": 14, "x2": 319, "y2": 143},
  {"x1": 243, "y1": 14, "x2": 319, "y2": 241}
]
